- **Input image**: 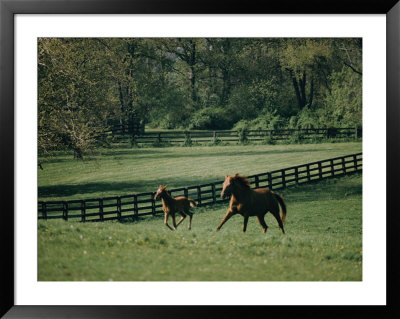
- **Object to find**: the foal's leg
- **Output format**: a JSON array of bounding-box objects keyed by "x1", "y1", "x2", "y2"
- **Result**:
[
  {"x1": 171, "y1": 213, "x2": 178, "y2": 230},
  {"x1": 242, "y1": 216, "x2": 249, "y2": 232},
  {"x1": 216, "y1": 210, "x2": 236, "y2": 231},
  {"x1": 175, "y1": 212, "x2": 187, "y2": 229},
  {"x1": 164, "y1": 213, "x2": 174, "y2": 231},
  {"x1": 256, "y1": 215, "x2": 269, "y2": 233}
]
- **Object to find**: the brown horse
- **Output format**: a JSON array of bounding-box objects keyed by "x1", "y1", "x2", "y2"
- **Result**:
[
  {"x1": 154, "y1": 185, "x2": 196, "y2": 231},
  {"x1": 217, "y1": 174, "x2": 286, "y2": 233}
]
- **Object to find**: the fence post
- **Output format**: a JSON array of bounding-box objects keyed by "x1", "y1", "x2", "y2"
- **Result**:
[
  {"x1": 41, "y1": 202, "x2": 47, "y2": 220},
  {"x1": 157, "y1": 133, "x2": 161, "y2": 144},
  {"x1": 197, "y1": 186, "x2": 202, "y2": 206},
  {"x1": 211, "y1": 184, "x2": 216, "y2": 203},
  {"x1": 151, "y1": 193, "x2": 156, "y2": 215},
  {"x1": 268, "y1": 172, "x2": 272, "y2": 190},
  {"x1": 330, "y1": 159, "x2": 335, "y2": 176},
  {"x1": 318, "y1": 162, "x2": 323, "y2": 180},
  {"x1": 294, "y1": 167, "x2": 299, "y2": 184},
  {"x1": 307, "y1": 164, "x2": 311, "y2": 181},
  {"x1": 62, "y1": 202, "x2": 68, "y2": 221},
  {"x1": 184, "y1": 187, "x2": 189, "y2": 198},
  {"x1": 99, "y1": 199, "x2": 104, "y2": 221},
  {"x1": 80, "y1": 200, "x2": 86, "y2": 223},
  {"x1": 342, "y1": 157, "x2": 347, "y2": 174},
  {"x1": 133, "y1": 195, "x2": 138, "y2": 219},
  {"x1": 281, "y1": 170, "x2": 286, "y2": 188},
  {"x1": 353, "y1": 154, "x2": 358, "y2": 171},
  {"x1": 117, "y1": 197, "x2": 121, "y2": 221},
  {"x1": 254, "y1": 175, "x2": 260, "y2": 188}
]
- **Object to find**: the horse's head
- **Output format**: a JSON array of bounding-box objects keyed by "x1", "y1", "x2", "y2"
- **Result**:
[
  {"x1": 221, "y1": 174, "x2": 250, "y2": 199},
  {"x1": 220, "y1": 175, "x2": 235, "y2": 199},
  {"x1": 154, "y1": 185, "x2": 167, "y2": 200}
]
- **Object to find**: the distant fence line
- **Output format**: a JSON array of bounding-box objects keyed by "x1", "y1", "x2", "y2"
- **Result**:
[
  {"x1": 106, "y1": 127, "x2": 362, "y2": 145},
  {"x1": 38, "y1": 153, "x2": 362, "y2": 222}
]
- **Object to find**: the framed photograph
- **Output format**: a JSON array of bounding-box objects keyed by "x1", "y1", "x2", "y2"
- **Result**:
[{"x1": 1, "y1": 0, "x2": 399, "y2": 318}]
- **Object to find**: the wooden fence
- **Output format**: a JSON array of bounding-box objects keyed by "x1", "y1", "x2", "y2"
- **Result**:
[
  {"x1": 106, "y1": 127, "x2": 362, "y2": 145},
  {"x1": 38, "y1": 153, "x2": 362, "y2": 222}
]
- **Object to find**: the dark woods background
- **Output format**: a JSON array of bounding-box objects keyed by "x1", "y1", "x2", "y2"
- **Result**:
[{"x1": 38, "y1": 38, "x2": 362, "y2": 156}]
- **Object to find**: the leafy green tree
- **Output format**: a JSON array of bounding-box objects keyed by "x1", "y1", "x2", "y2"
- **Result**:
[
  {"x1": 325, "y1": 66, "x2": 362, "y2": 127},
  {"x1": 38, "y1": 37, "x2": 363, "y2": 155},
  {"x1": 38, "y1": 38, "x2": 117, "y2": 158}
]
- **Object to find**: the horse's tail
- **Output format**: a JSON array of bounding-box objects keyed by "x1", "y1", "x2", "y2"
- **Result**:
[
  {"x1": 274, "y1": 193, "x2": 286, "y2": 223},
  {"x1": 188, "y1": 198, "x2": 197, "y2": 208}
]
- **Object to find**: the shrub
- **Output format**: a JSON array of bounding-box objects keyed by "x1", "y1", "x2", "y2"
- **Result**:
[
  {"x1": 189, "y1": 107, "x2": 230, "y2": 130},
  {"x1": 237, "y1": 128, "x2": 248, "y2": 144},
  {"x1": 261, "y1": 133, "x2": 276, "y2": 145},
  {"x1": 182, "y1": 131, "x2": 193, "y2": 147},
  {"x1": 289, "y1": 131, "x2": 304, "y2": 144}
]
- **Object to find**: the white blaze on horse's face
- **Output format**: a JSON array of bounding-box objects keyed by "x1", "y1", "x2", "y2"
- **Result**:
[{"x1": 221, "y1": 176, "x2": 233, "y2": 199}]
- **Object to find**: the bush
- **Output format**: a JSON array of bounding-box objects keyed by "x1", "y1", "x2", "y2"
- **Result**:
[
  {"x1": 233, "y1": 110, "x2": 284, "y2": 131},
  {"x1": 261, "y1": 133, "x2": 276, "y2": 145},
  {"x1": 289, "y1": 131, "x2": 304, "y2": 144},
  {"x1": 189, "y1": 107, "x2": 230, "y2": 130},
  {"x1": 237, "y1": 128, "x2": 248, "y2": 144},
  {"x1": 182, "y1": 131, "x2": 193, "y2": 147}
]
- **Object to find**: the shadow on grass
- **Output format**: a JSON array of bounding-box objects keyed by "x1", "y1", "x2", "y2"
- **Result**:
[
  {"x1": 39, "y1": 171, "x2": 362, "y2": 211},
  {"x1": 39, "y1": 146, "x2": 332, "y2": 165},
  {"x1": 38, "y1": 176, "x2": 224, "y2": 199}
]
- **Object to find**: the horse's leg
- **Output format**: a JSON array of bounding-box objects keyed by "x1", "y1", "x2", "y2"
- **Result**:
[
  {"x1": 187, "y1": 212, "x2": 193, "y2": 230},
  {"x1": 242, "y1": 216, "x2": 249, "y2": 232},
  {"x1": 175, "y1": 212, "x2": 186, "y2": 228},
  {"x1": 164, "y1": 213, "x2": 174, "y2": 231},
  {"x1": 216, "y1": 210, "x2": 235, "y2": 231},
  {"x1": 256, "y1": 215, "x2": 269, "y2": 233},
  {"x1": 271, "y1": 210, "x2": 285, "y2": 234}
]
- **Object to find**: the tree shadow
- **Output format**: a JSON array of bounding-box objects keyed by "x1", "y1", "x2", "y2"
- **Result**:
[{"x1": 38, "y1": 176, "x2": 224, "y2": 200}]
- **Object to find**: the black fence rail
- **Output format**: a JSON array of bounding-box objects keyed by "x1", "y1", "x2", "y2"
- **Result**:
[
  {"x1": 107, "y1": 127, "x2": 361, "y2": 145},
  {"x1": 38, "y1": 153, "x2": 362, "y2": 222}
]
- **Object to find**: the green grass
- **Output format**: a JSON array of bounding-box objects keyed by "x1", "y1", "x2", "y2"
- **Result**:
[
  {"x1": 38, "y1": 142, "x2": 361, "y2": 201},
  {"x1": 38, "y1": 173, "x2": 362, "y2": 281}
]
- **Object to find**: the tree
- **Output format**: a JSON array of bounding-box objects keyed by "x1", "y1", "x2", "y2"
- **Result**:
[
  {"x1": 38, "y1": 37, "x2": 363, "y2": 152},
  {"x1": 38, "y1": 38, "x2": 117, "y2": 158},
  {"x1": 325, "y1": 66, "x2": 362, "y2": 127},
  {"x1": 277, "y1": 39, "x2": 334, "y2": 110}
]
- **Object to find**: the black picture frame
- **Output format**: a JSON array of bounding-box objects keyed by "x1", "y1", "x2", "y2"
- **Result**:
[{"x1": 1, "y1": 0, "x2": 399, "y2": 318}]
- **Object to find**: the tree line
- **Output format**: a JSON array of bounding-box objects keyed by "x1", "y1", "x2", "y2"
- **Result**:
[{"x1": 38, "y1": 38, "x2": 362, "y2": 157}]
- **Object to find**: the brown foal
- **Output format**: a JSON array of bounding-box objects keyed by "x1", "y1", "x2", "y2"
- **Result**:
[{"x1": 154, "y1": 185, "x2": 196, "y2": 230}]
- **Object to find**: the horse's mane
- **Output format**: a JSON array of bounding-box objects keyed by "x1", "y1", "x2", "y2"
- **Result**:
[{"x1": 232, "y1": 174, "x2": 251, "y2": 189}]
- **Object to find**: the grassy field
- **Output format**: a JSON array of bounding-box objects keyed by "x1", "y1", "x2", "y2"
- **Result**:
[
  {"x1": 38, "y1": 173, "x2": 362, "y2": 281},
  {"x1": 38, "y1": 142, "x2": 361, "y2": 201}
]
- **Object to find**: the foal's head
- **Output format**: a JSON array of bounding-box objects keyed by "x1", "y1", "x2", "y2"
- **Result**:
[
  {"x1": 221, "y1": 174, "x2": 250, "y2": 199},
  {"x1": 154, "y1": 185, "x2": 167, "y2": 200}
]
